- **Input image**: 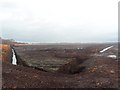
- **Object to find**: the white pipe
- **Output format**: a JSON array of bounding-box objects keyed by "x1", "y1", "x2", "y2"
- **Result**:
[{"x1": 12, "y1": 49, "x2": 17, "y2": 65}]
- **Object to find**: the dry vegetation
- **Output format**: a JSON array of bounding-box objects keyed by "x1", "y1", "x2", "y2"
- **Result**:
[
  {"x1": 0, "y1": 44, "x2": 12, "y2": 62},
  {"x1": 13, "y1": 44, "x2": 30, "y2": 47}
]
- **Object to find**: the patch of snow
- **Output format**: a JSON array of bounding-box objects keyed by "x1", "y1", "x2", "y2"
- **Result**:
[
  {"x1": 80, "y1": 48, "x2": 83, "y2": 49},
  {"x1": 77, "y1": 48, "x2": 83, "y2": 50},
  {"x1": 12, "y1": 49, "x2": 17, "y2": 65},
  {"x1": 107, "y1": 55, "x2": 117, "y2": 59},
  {"x1": 100, "y1": 46, "x2": 113, "y2": 53}
]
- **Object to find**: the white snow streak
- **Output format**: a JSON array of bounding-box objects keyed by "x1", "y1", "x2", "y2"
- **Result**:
[
  {"x1": 12, "y1": 49, "x2": 17, "y2": 65},
  {"x1": 100, "y1": 46, "x2": 113, "y2": 53},
  {"x1": 107, "y1": 55, "x2": 117, "y2": 59}
]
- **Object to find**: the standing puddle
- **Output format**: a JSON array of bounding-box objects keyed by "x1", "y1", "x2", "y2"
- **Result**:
[{"x1": 12, "y1": 49, "x2": 17, "y2": 65}]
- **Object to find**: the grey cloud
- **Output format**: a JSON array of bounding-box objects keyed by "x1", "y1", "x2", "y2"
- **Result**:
[{"x1": 1, "y1": 0, "x2": 118, "y2": 43}]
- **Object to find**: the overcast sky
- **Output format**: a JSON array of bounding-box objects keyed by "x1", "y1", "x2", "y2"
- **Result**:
[{"x1": 0, "y1": 0, "x2": 119, "y2": 43}]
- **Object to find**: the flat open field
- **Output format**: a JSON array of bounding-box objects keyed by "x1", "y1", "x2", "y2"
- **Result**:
[
  {"x1": 13, "y1": 43, "x2": 118, "y2": 72},
  {"x1": 2, "y1": 43, "x2": 119, "y2": 88}
]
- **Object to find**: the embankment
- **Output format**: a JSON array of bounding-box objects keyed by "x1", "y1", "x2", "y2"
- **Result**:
[
  {"x1": 1, "y1": 44, "x2": 12, "y2": 63},
  {"x1": 1, "y1": 44, "x2": 28, "y2": 67}
]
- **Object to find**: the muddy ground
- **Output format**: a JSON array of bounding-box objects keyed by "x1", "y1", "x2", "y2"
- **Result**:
[{"x1": 2, "y1": 43, "x2": 119, "y2": 89}]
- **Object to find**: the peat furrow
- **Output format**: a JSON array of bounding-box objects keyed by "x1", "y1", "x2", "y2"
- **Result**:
[
  {"x1": 12, "y1": 47, "x2": 28, "y2": 66},
  {"x1": 12, "y1": 47, "x2": 47, "y2": 72}
]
